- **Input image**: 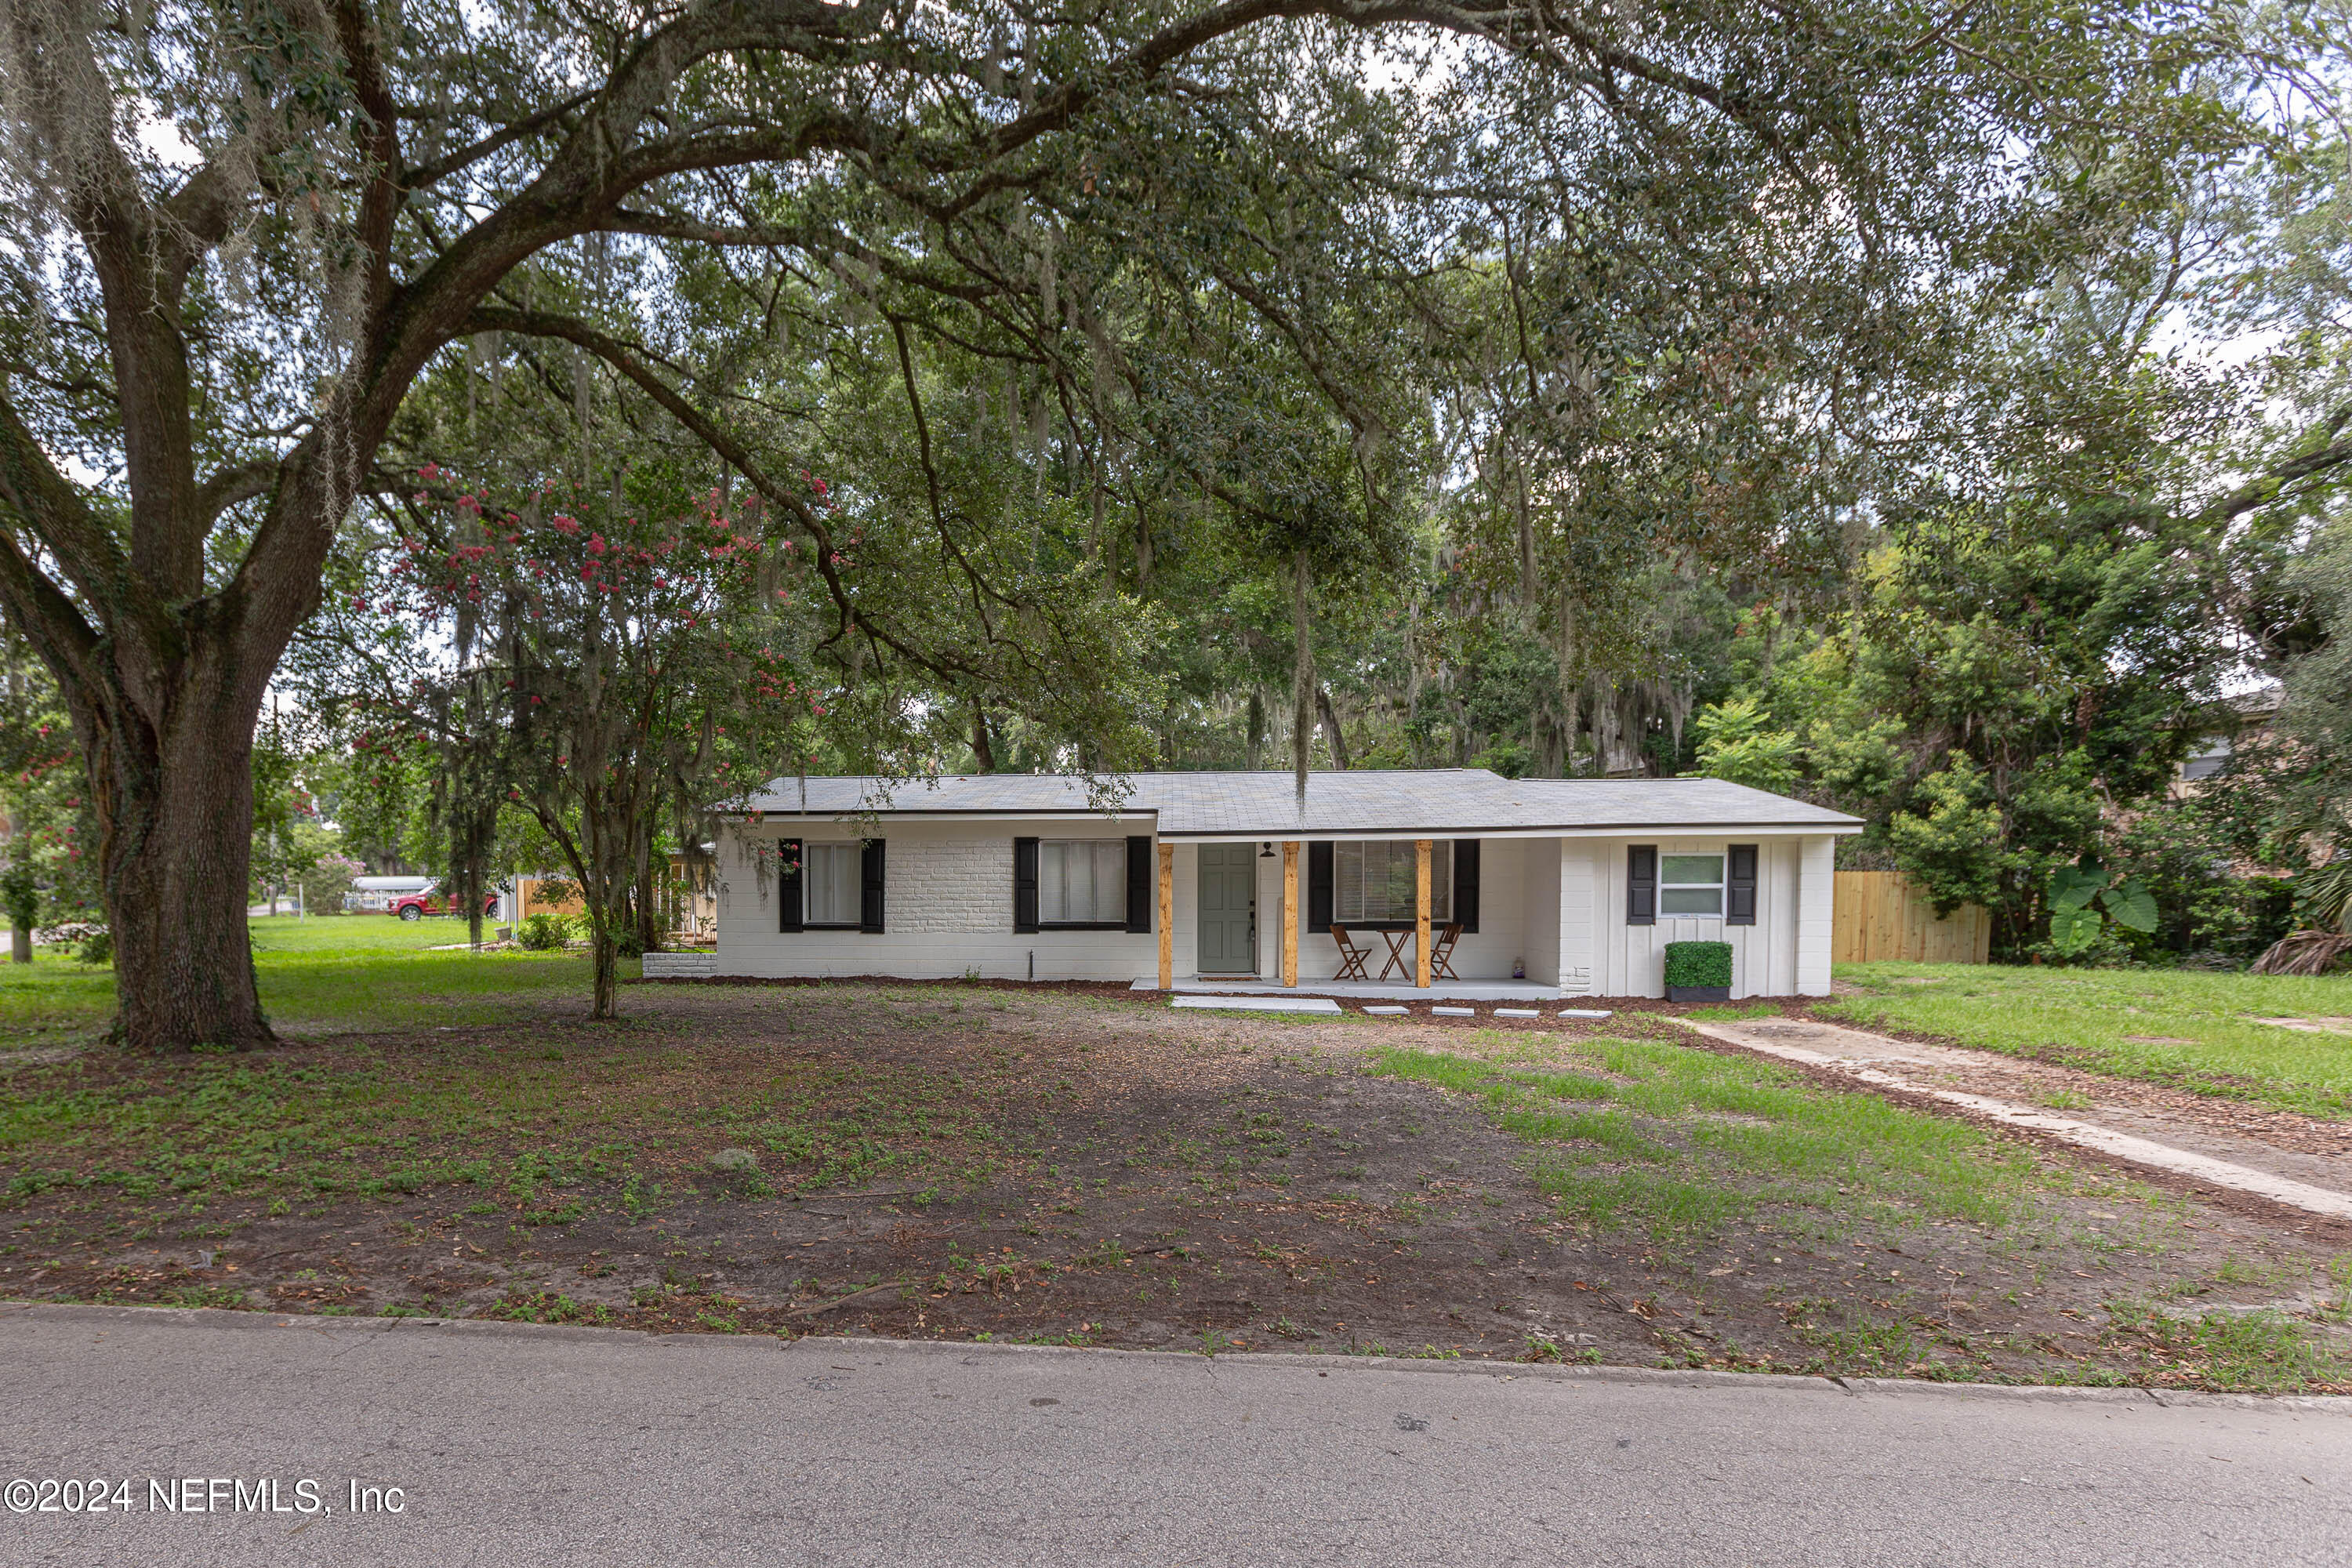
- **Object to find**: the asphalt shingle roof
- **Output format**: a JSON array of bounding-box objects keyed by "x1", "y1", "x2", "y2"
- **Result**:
[{"x1": 739, "y1": 770, "x2": 1860, "y2": 837}]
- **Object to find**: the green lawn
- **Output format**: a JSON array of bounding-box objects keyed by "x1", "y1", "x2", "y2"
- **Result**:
[
  {"x1": 1367, "y1": 1028, "x2": 2352, "y2": 1390},
  {"x1": 1370, "y1": 1033, "x2": 2046, "y2": 1243},
  {"x1": 1820, "y1": 963, "x2": 2352, "y2": 1118},
  {"x1": 0, "y1": 915, "x2": 597, "y2": 1045}
]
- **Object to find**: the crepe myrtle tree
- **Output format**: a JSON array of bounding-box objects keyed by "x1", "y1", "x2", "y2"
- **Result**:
[{"x1": 354, "y1": 465, "x2": 822, "y2": 1018}]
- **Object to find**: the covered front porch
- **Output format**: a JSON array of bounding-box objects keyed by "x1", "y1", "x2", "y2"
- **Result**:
[{"x1": 1150, "y1": 832, "x2": 1552, "y2": 993}]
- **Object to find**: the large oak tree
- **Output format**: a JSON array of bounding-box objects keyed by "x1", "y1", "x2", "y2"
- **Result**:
[{"x1": 0, "y1": 0, "x2": 2261, "y2": 1047}]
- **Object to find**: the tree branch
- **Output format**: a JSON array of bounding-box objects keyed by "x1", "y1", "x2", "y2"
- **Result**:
[
  {"x1": 0, "y1": 387, "x2": 136, "y2": 631},
  {"x1": 403, "y1": 92, "x2": 598, "y2": 191},
  {"x1": 194, "y1": 460, "x2": 283, "y2": 528},
  {"x1": 2198, "y1": 400, "x2": 2352, "y2": 526},
  {"x1": 463, "y1": 304, "x2": 982, "y2": 684}
]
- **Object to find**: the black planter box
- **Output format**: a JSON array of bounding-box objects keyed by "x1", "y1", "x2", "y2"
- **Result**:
[{"x1": 1667, "y1": 985, "x2": 1731, "y2": 1004}]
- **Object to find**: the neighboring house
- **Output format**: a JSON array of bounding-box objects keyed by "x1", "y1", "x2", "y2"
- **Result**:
[
  {"x1": 499, "y1": 857, "x2": 717, "y2": 938},
  {"x1": 708, "y1": 770, "x2": 1861, "y2": 1000},
  {"x1": 658, "y1": 851, "x2": 718, "y2": 941},
  {"x1": 2176, "y1": 684, "x2": 2283, "y2": 793}
]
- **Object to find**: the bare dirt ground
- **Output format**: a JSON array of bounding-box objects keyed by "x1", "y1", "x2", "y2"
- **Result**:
[{"x1": 4, "y1": 982, "x2": 2347, "y2": 1388}]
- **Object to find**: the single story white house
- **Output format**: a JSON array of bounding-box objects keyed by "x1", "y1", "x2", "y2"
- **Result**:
[{"x1": 704, "y1": 769, "x2": 1861, "y2": 1000}]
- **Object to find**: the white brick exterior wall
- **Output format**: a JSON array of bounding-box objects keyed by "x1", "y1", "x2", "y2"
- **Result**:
[
  {"x1": 714, "y1": 818, "x2": 1155, "y2": 982},
  {"x1": 888, "y1": 835, "x2": 1012, "y2": 934},
  {"x1": 710, "y1": 818, "x2": 1840, "y2": 997}
]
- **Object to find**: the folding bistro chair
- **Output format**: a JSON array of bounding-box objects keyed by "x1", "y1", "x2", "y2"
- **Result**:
[
  {"x1": 1329, "y1": 924, "x2": 1373, "y2": 982},
  {"x1": 1426, "y1": 922, "x2": 1464, "y2": 981}
]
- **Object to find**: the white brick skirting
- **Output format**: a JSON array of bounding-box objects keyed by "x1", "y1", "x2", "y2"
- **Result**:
[{"x1": 641, "y1": 951, "x2": 718, "y2": 978}]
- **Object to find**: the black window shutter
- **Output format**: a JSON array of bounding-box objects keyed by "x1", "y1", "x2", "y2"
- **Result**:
[
  {"x1": 1124, "y1": 837, "x2": 1152, "y2": 933},
  {"x1": 859, "y1": 838, "x2": 886, "y2": 933},
  {"x1": 778, "y1": 838, "x2": 803, "y2": 933},
  {"x1": 1727, "y1": 844, "x2": 1759, "y2": 926},
  {"x1": 1013, "y1": 837, "x2": 1040, "y2": 933},
  {"x1": 1453, "y1": 839, "x2": 1480, "y2": 933},
  {"x1": 1628, "y1": 846, "x2": 1657, "y2": 926},
  {"x1": 1308, "y1": 842, "x2": 1334, "y2": 934}
]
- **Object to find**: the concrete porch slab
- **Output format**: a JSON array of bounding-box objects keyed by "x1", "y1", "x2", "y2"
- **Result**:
[
  {"x1": 1134, "y1": 977, "x2": 1568, "y2": 1002},
  {"x1": 1169, "y1": 995, "x2": 1342, "y2": 1014}
]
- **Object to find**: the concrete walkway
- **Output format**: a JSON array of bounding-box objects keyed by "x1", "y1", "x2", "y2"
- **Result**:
[
  {"x1": 1686, "y1": 1017, "x2": 2352, "y2": 1221},
  {"x1": 2, "y1": 1303, "x2": 2347, "y2": 1567}
]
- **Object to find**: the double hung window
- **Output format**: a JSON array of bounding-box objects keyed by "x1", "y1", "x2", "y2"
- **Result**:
[
  {"x1": 1040, "y1": 840, "x2": 1127, "y2": 926},
  {"x1": 803, "y1": 842, "x2": 862, "y2": 926},
  {"x1": 1333, "y1": 840, "x2": 1451, "y2": 924},
  {"x1": 1658, "y1": 854, "x2": 1725, "y2": 916}
]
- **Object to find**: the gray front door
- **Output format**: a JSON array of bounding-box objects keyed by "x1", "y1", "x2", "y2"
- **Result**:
[{"x1": 1196, "y1": 845, "x2": 1258, "y2": 974}]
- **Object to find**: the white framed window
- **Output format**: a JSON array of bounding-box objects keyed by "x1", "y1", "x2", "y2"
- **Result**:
[
  {"x1": 1659, "y1": 853, "x2": 1725, "y2": 916},
  {"x1": 1040, "y1": 840, "x2": 1127, "y2": 925},
  {"x1": 1334, "y1": 840, "x2": 1450, "y2": 924},
  {"x1": 804, "y1": 841, "x2": 862, "y2": 926}
]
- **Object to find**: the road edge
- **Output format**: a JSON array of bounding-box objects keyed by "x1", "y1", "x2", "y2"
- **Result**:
[{"x1": 6, "y1": 1298, "x2": 2347, "y2": 1414}]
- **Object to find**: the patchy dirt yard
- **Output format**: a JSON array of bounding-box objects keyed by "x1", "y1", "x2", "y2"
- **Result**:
[{"x1": 5, "y1": 982, "x2": 2350, "y2": 1391}]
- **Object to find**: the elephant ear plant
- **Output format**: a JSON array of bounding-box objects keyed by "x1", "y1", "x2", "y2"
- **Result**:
[{"x1": 2046, "y1": 859, "x2": 2158, "y2": 959}]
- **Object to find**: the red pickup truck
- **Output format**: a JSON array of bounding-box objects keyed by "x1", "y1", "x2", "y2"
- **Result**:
[{"x1": 389, "y1": 884, "x2": 501, "y2": 921}]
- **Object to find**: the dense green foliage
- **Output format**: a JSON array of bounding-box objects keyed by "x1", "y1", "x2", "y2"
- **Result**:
[
  {"x1": 1664, "y1": 942, "x2": 1733, "y2": 991},
  {"x1": 1, "y1": 0, "x2": 2348, "y2": 1033}
]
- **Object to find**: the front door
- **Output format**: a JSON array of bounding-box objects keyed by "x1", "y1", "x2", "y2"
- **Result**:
[{"x1": 1196, "y1": 845, "x2": 1258, "y2": 974}]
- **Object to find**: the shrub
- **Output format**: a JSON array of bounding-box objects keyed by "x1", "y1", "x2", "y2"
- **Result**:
[
  {"x1": 1663, "y1": 940, "x2": 1732, "y2": 989},
  {"x1": 0, "y1": 864, "x2": 38, "y2": 931},
  {"x1": 297, "y1": 854, "x2": 364, "y2": 916},
  {"x1": 517, "y1": 913, "x2": 574, "y2": 951},
  {"x1": 75, "y1": 928, "x2": 113, "y2": 966}
]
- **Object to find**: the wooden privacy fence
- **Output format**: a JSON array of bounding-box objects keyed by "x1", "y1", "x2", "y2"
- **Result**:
[{"x1": 1833, "y1": 871, "x2": 1992, "y2": 964}]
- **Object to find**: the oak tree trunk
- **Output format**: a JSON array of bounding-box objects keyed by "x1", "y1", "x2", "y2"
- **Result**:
[{"x1": 84, "y1": 664, "x2": 272, "y2": 1051}]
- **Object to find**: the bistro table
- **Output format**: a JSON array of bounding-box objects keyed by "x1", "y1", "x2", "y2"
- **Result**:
[{"x1": 1358, "y1": 922, "x2": 1420, "y2": 982}]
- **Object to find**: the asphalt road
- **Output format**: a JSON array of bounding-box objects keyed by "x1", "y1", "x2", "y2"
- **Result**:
[{"x1": 2, "y1": 1303, "x2": 2347, "y2": 1567}]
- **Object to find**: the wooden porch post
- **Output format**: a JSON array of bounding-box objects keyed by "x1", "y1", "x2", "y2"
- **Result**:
[
  {"x1": 1282, "y1": 841, "x2": 1300, "y2": 987},
  {"x1": 1415, "y1": 838, "x2": 1432, "y2": 989},
  {"x1": 1157, "y1": 843, "x2": 1174, "y2": 990}
]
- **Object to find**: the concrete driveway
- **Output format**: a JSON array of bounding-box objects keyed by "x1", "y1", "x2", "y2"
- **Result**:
[{"x1": 2, "y1": 1303, "x2": 2347, "y2": 1566}]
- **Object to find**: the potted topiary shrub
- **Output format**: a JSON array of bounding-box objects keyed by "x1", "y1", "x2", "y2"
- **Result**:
[{"x1": 1663, "y1": 940, "x2": 1732, "y2": 1003}]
